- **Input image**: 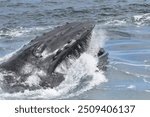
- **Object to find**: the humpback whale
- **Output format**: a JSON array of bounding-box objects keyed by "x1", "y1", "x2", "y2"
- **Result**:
[{"x1": 0, "y1": 22, "x2": 108, "y2": 93}]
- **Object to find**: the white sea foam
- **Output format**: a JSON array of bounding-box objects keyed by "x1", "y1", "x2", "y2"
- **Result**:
[
  {"x1": 127, "y1": 85, "x2": 136, "y2": 89},
  {"x1": 25, "y1": 69, "x2": 47, "y2": 87},
  {"x1": 143, "y1": 79, "x2": 150, "y2": 84},
  {"x1": 25, "y1": 75, "x2": 41, "y2": 87},
  {"x1": 145, "y1": 90, "x2": 150, "y2": 93},
  {"x1": 133, "y1": 13, "x2": 150, "y2": 26},
  {"x1": 105, "y1": 19, "x2": 127, "y2": 26},
  {"x1": 23, "y1": 66, "x2": 47, "y2": 87},
  {"x1": 87, "y1": 26, "x2": 107, "y2": 56},
  {"x1": 105, "y1": 13, "x2": 150, "y2": 27},
  {"x1": 0, "y1": 26, "x2": 52, "y2": 39},
  {"x1": 56, "y1": 53, "x2": 107, "y2": 98},
  {"x1": 21, "y1": 63, "x2": 34, "y2": 74}
]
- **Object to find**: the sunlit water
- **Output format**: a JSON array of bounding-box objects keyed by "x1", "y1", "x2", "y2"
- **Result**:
[{"x1": 0, "y1": 0, "x2": 150, "y2": 99}]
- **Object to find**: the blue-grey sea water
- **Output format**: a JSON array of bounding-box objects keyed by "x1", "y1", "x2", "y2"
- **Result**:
[{"x1": 0, "y1": 0, "x2": 150, "y2": 99}]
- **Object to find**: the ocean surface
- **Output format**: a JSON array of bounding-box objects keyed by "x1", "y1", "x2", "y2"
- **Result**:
[{"x1": 0, "y1": 0, "x2": 150, "y2": 99}]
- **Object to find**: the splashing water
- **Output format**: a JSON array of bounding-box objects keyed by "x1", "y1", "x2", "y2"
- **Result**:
[
  {"x1": 88, "y1": 26, "x2": 107, "y2": 55},
  {"x1": 0, "y1": 53, "x2": 107, "y2": 99},
  {"x1": 59, "y1": 53, "x2": 107, "y2": 99},
  {"x1": 133, "y1": 13, "x2": 150, "y2": 26}
]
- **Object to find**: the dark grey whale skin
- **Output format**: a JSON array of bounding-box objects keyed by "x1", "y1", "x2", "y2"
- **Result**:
[{"x1": 0, "y1": 22, "x2": 108, "y2": 93}]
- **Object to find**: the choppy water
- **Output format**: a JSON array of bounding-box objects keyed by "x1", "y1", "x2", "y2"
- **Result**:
[{"x1": 0, "y1": 0, "x2": 150, "y2": 99}]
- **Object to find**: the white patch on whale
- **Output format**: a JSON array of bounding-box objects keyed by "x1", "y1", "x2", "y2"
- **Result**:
[
  {"x1": 25, "y1": 75, "x2": 41, "y2": 87},
  {"x1": 25, "y1": 70, "x2": 46, "y2": 87},
  {"x1": 41, "y1": 50, "x2": 53, "y2": 59},
  {"x1": 21, "y1": 63, "x2": 34, "y2": 74},
  {"x1": 42, "y1": 49, "x2": 59, "y2": 59}
]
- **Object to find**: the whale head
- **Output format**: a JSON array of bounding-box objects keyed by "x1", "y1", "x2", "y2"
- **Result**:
[
  {"x1": 29, "y1": 22, "x2": 95, "y2": 73},
  {"x1": 0, "y1": 22, "x2": 99, "y2": 90}
]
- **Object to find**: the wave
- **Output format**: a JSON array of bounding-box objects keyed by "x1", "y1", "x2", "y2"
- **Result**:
[
  {"x1": 143, "y1": 79, "x2": 150, "y2": 84},
  {"x1": 103, "y1": 13, "x2": 150, "y2": 27},
  {"x1": 105, "y1": 19, "x2": 127, "y2": 26},
  {"x1": 127, "y1": 85, "x2": 136, "y2": 89},
  {"x1": 109, "y1": 61, "x2": 150, "y2": 79},
  {"x1": 0, "y1": 26, "x2": 52, "y2": 39},
  {"x1": 132, "y1": 13, "x2": 150, "y2": 26},
  {"x1": 0, "y1": 0, "x2": 42, "y2": 4}
]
